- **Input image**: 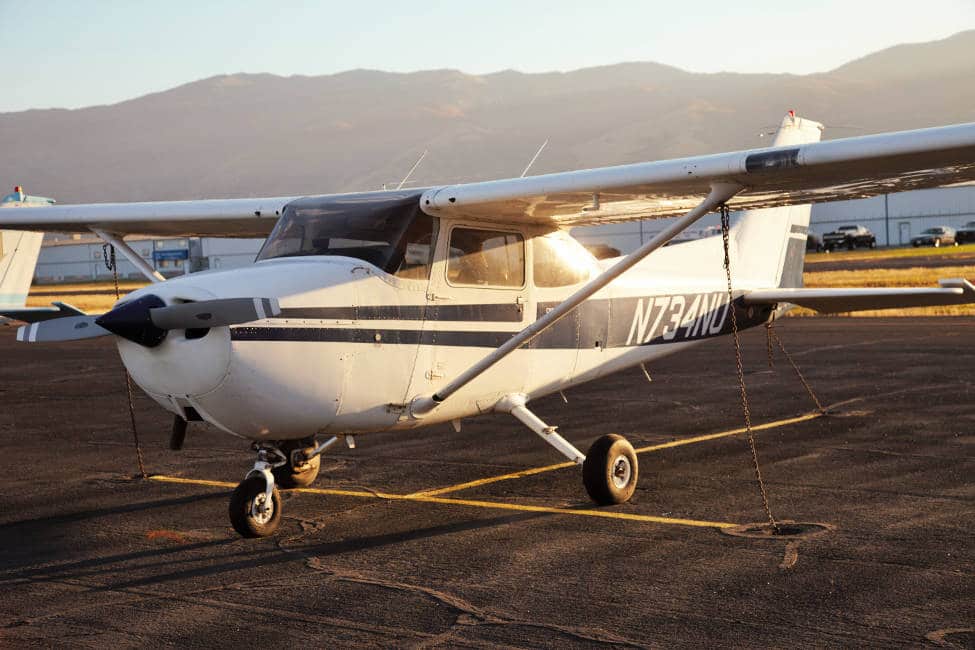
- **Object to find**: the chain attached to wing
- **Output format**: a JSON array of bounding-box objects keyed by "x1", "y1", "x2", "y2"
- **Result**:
[
  {"x1": 720, "y1": 206, "x2": 779, "y2": 533},
  {"x1": 104, "y1": 244, "x2": 148, "y2": 479}
]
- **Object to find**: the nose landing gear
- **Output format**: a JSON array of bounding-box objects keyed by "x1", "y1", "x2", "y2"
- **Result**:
[
  {"x1": 229, "y1": 443, "x2": 286, "y2": 538},
  {"x1": 229, "y1": 436, "x2": 344, "y2": 537}
]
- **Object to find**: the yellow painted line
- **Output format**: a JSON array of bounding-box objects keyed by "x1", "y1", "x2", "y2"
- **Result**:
[
  {"x1": 413, "y1": 460, "x2": 576, "y2": 497},
  {"x1": 633, "y1": 411, "x2": 822, "y2": 454},
  {"x1": 149, "y1": 475, "x2": 735, "y2": 529},
  {"x1": 151, "y1": 475, "x2": 400, "y2": 499},
  {"x1": 408, "y1": 495, "x2": 735, "y2": 529},
  {"x1": 416, "y1": 411, "x2": 824, "y2": 497}
]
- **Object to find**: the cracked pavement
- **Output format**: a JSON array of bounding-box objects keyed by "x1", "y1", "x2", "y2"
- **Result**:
[{"x1": 0, "y1": 318, "x2": 973, "y2": 647}]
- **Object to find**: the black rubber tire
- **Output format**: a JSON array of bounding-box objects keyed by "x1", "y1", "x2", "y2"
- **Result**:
[
  {"x1": 934, "y1": 239, "x2": 941, "y2": 248},
  {"x1": 272, "y1": 441, "x2": 321, "y2": 488},
  {"x1": 582, "y1": 434, "x2": 638, "y2": 505},
  {"x1": 229, "y1": 476, "x2": 282, "y2": 537}
]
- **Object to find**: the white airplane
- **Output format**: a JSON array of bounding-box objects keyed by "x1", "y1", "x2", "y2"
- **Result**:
[{"x1": 4, "y1": 112, "x2": 975, "y2": 537}]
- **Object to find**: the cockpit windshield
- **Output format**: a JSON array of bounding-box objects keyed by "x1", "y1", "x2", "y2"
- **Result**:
[{"x1": 257, "y1": 191, "x2": 438, "y2": 280}]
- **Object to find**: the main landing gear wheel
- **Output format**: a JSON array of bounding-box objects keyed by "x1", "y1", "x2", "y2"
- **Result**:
[
  {"x1": 229, "y1": 475, "x2": 282, "y2": 537},
  {"x1": 583, "y1": 434, "x2": 638, "y2": 505},
  {"x1": 272, "y1": 439, "x2": 321, "y2": 488}
]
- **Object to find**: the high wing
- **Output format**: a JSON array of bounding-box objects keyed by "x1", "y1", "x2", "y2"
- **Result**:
[
  {"x1": 744, "y1": 279, "x2": 975, "y2": 313},
  {"x1": 418, "y1": 118, "x2": 975, "y2": 226},
  {"x1": 0, "y1": 196, "x2": 300, "y2": 237},
  {"x1": 1, "y1": 118, "x2": 974, "y2": 236}
]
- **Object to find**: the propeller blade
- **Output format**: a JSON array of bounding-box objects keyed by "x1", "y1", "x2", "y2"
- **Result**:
[
  {"x1": 17, "y1": 296, "x2": 280, "y2": 346},
  {"x1": 16, "y1": 316, "x2": 111, "y2": 343},
  {"x1": 95, "y1": 294, "x2": 281, "y2": 347},
  {"x1": 149, "y1": 298, "x2": 281, "y2": 330}
]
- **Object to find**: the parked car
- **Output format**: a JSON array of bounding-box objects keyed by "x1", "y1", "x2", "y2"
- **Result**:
[
  {"x1": 911, "y1": 226, "x2": 957, "y2": 247},
  {"x1": 955, "y1": 221, "x2": 975, "y2": 244},
  {"x1": 822, "y1": 225, "x2": 876, "y2": 251},
  {"x1": 806, "y1": 231, "x2": 823, "y2": 252}
]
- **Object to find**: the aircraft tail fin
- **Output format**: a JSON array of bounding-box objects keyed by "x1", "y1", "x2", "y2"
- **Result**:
[
  {"x1": 0, "y1": 188, "x2": 56, "y2": 315},
  {"x1": 0, "y1": 230, "x2": 43, "y2": 310},
  {"x1": 732, "y1": 113, "x2": 823, "y2": 288}
]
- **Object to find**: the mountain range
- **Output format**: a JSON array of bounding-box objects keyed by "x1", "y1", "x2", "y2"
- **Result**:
[{"x1": 2, "y1": 30, "x2": 974, "y2": 204}]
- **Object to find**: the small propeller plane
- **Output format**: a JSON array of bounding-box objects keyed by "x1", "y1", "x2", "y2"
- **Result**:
[{"x1": 4, "y1": 112, "x2": 975, "y2": 537}]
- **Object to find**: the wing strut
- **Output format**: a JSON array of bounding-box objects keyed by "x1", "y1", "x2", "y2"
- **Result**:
[
  {"x1": 410, "y1": 182, "x2": 743, "y2": 417},
  {"x1": 91, "y1": 228, "x2": 165, "y2": 283}
]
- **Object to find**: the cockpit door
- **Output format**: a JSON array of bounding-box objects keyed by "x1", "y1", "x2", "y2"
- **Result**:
[{"x1": 409, "y1": 223, "x2": 531, "y2": 407}]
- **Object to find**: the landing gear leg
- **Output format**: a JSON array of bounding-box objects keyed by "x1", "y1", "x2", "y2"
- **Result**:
[
  {"x1": 496, "y1": 393, "x2": 638, "y2": 506},
  {"x1": 229, "y1": 443, "x2": 286, "y2": 538}
]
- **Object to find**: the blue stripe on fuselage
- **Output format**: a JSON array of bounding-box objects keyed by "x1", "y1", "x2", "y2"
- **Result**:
[{"x1": 234, "y1": 292, "x2": 771, "y2": 348}]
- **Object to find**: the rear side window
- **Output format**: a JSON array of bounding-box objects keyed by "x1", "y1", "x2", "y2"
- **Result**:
[
  {"x1": 533, "y1": 233, "x2": 593, "y2": 287},
  {"x1": 447, "y1": 228, "x2": 525, "y2": 287}
]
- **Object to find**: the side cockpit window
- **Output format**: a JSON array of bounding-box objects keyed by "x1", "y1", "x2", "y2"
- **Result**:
[
  {"x1": 391, "y1": 213, "x2": 438, "y2": 280},
  {"x1": 447, "y1": 228, "x2": 525, "y2": 287},
  {"x1": 532, "y1": 232, "x2": 594, "y2": 287}
]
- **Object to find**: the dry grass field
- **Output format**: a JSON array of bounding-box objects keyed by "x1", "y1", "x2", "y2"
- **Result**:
[
  {"x1": 797, "y1": 264, "x2": 975, "y2": 316},
  {"x1": 26, "y1": 280, "x2": 148, "y2": 312},
  {"x1": 804, "y1": 241, "x2": 975, "y2": 264},
  {"x1": 24, "y1": 246, "x2": 975, "y2": 317}
]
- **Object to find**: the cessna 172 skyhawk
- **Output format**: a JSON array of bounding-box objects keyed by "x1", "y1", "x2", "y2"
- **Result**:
[{"x1": 4, "y1": 113, "x2": 975, "y2": 537}]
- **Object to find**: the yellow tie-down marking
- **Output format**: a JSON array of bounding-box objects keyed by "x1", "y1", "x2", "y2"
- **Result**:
[
  {"x1": 150, "y1": 475, "x2": 732, "y2": 529},
  {"x1": 414, "y1": 411, "x2": 823, "y2": 497},
  {"x1": 150, "y1": 411, "x2": 821, "y2": 532}
]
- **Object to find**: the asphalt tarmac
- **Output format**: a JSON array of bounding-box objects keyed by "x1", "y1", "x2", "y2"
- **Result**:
[{"x1": 0, "y1": 318, "x2": 972, "y2": 648}]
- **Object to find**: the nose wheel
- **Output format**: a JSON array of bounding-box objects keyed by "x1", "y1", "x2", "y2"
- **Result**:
[
  {"x1": 229, "y1": 443, "x2": 288, "y2": 537},
  {"x1": 229, "y1": 474, "x2": 282, "y2": 537}
]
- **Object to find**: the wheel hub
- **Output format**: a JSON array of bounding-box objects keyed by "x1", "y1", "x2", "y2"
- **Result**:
[
  {"x1": 250, "y1": 492, "x2": 273, "y2": 524},
  {"x1": 611, "y1": 455, "x2": 632, "y2": 489}
]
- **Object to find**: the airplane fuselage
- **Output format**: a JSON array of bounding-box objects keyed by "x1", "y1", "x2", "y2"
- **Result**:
[{"x1": 118, "y1": 219, "x2": 775, "y2": 441}]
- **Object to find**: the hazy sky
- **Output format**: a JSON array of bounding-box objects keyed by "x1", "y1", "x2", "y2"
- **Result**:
[{"x1": 2, "y1": 0, "x2": 973, "y2": 112}]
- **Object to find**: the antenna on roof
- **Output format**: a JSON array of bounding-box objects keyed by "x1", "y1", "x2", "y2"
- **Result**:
[
  {"x1": 520, "y1": 140, "x2": 549, "y2": 178},
  {"x1": 395, "y1": 150, "x2": 428, "y2": 190}
]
